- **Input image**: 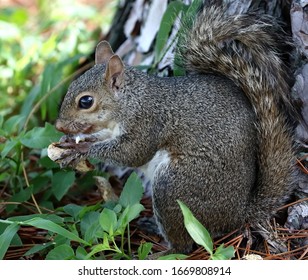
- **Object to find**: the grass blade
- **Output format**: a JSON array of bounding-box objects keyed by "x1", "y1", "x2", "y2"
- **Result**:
[
  {"x1": 177, "y1": 200, "x2": 213, "y2": 254},
  {"x1": 21, "y1": 217, "x2": 89, "y2": 245},
  {"x1": 0, "y1": 223, "x2": 20, "y2": 259},
  {"x1": 154, "y1": 0, "x2": 185, "y2": 65}
]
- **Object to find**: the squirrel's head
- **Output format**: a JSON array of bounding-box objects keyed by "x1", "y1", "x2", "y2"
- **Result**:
[{"x1": 56, "y1": 41, "x2": 125, "y2": 135}]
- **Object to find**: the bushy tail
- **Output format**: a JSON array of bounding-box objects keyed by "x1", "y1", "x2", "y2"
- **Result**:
[{"x1": 180, "y1": 6, "x2": 295, "y2": 221}]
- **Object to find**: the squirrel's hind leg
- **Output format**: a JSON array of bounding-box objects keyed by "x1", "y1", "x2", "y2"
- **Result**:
[{"x1": 150, "y1": 165, "x2": 196, "y2": 255}]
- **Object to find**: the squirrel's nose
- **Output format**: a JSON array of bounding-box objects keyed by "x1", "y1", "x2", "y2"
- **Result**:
[{"x1": 55, "y1": 119, "x2": 66, "y2": 133}]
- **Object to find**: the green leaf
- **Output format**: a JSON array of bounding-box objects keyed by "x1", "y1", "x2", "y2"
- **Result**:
[
  {"x1": 75, "y1": 246, "x2": 88, "y2": 260},
  {"x1": 31, "y1": 174, "x2": 51, "y2": 194},
  {"x1": 3, "y1": 115, "x2": 26, "y2": 134},
  {"x1": 117, "y1": 203, "x2": 144, "y2": 233},
  {"x1": 113, "y1": 203, "x2": 122, "y2": 214},
  {"x1": 0, "y1": 114, "x2": 3, "y2": 128},
  {"x1": 20, "y1": 84, "x2": 41, "y2": 122},
  {"x1": 40, "y1": 64, "x2": 56, "y2": 120},
  {"x1": 20, "y1": 122, "x2": 63, "y2": 149},
  {"x1": 137, "y1": 242, "x2": 153, "y2": 260},
  {"x1": 24, "y1": 242, "x2": 54, "y2": 257},
  {"x1": 183, "y1": 0, "x2": 203, "y2": 27},
  {"x1": 173, "y1": 53, "x2": 186, "y2": 76},
  {"x1": 119, "y1": 172, "x2": 144, "y2": 207},
  {"x1": 6, "y1": 186, "x2": 33, "y2": 212},
  {"x1": 52, "y1": 170, "x2": 75, "y2": 201},
  {"x1": 41, "y1": 34, "x2": 57, "y2": 57},
  {"x1": 63, "y1": 204, "x2": 83, "y2": 220},
  {"x1": 80, "y1": 211, "x2": 100, "y2": 238},
  {"x1": 86, "y1": 242, "x2": 110, "y2": 259},
  {"x1": 78, "y1": 203, "x2": 101, "y2": 219},
  {"x1": 0, "y1": 223, "x2": 22, "y2": 246},
  {"x1": 158, "y1": 254, "x2": 187, "y2": 260},
  {"x1": 0, "y1": 222, "x2": 20, "y2": 259},
  {"x1": 83, "y1": 222, "x2": 101, "y2": 244},
  {"x1": 99, "y1": 208, "x2": 117, "y2": 235},
  {"x1": 124, "y1": 204, "x2": 144, "y2": 224},
  {"x1": 177, "y1": 200, "x2": 213, "y2": 254},
  {"x1": 53, "y1": 234, "x2": 70, "y2": 246},
  {"x1": 45, "y1": 244, "x2": 75, "y2": 260},
  {"x1": 80, "y1": 212, "x2": 102, "y2": 244},
  {"x1": 38, "y1": 156, "x2": 59, "y2": 169},
  {"x1": 154, "y1": 0, "x2": 184, "y2": 65},
  {"x1": 9, "y1": 186, "x2": 33, "y2": 203},
  {"x1": 19, "y1": 217, "x2": 88, "y2": 245},
  {"x1": 211, "y1": 244, "x2": 235, "y2": 260},
  {"x1": 1, "y1": 138, "x2": 20, "y2": 158},
  {"x1": 102, "y1": 232, "x2": 111, "y2": 250},
  {"x1": 0, "y1": 7, "x2": 29, "y2": 26},
  {"x1": 8, "y1": 214, "x2": 64, "y2": 224}
]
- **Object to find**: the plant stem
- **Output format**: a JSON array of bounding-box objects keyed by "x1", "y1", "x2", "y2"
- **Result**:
[{"x1": 127, "y1": 224, "x2": 131, "y2": 257}]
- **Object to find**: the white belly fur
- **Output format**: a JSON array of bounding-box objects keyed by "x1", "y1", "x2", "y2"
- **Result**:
[{"x1": 139, "y1": 149, "x2": 170, "y2": 184}]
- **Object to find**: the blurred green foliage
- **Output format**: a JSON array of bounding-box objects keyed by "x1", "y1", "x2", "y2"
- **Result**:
[
  {"x1": 0, "y1": 0, "x2": 108, "y2": 120},
  {"x1": 0, "y1": 0, "x2": 116, "y2": 259}
]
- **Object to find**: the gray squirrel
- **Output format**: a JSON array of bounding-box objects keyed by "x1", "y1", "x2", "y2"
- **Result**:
[{"x1": 52, "y1": 5, "x2": 295, "y2": 254}]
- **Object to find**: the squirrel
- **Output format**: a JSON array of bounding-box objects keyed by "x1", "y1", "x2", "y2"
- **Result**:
[{"x1": 53, "y1": 5, "x2": 295, "y2": 254}]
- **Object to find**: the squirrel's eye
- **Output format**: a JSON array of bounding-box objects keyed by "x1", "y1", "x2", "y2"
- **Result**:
[{"x1": 78, "y1": 95, "x2": 94, "y2": 109}]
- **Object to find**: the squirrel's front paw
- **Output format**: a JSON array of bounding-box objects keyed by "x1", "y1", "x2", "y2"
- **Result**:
[{"x1": 47, "y1": 142, "x2": 94, "y2": 172}]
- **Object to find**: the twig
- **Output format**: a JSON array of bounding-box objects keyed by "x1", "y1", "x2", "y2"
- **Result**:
[
  {"x1": 296, "y1": 157, "x2": 308, "y2": 174},
  {"x1": 299, "y1": 246, "x2": 308, "y2": 260},
  {"x1": 277, "y1": 197, "x2": 308, "y2": 211},
  {"x1": 21, "y1": 151, "x2": 42, "y2": 214}
]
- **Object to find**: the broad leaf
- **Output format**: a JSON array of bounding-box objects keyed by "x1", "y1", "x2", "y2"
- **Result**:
[
  {"x1": 63, "y1": 204, "x2": 83, "y2": 220},
  {"x1": 138, "y1": 242, "x2": 153, "y2": 260},
  {"x1": 20, "y1": 122, "x2": 63, "y2": 149},
  {"x1": 45, "y1": 244, "x2": 75, "y2": 260},
  {"x1": 99, "y1": 208, "x2": 117, "y2": 235},
  {"x1": 119, "y1": 172, "x2": 144, "y2": 207},
  {"x1": 86, "y1": 242, "x2": 110, "y2": 259},
  {"x1": 117, "y1": 203, "x2": 144, "y2": 233},
  {"x1": 75, "y1": 246, "x2": 88, "y2": 260},
  {"x1": 3, "y1": 115, "x2": 26, "y2": 134},
  {"x1": 52, "y1": 170, "x2": 75, "y2": 201},
  {"x1": 1, "y1": 138, "x2": 20, "y2": 158},
  {"x1": 211, "y1": 244, "x2": 235, "y2": 260}
]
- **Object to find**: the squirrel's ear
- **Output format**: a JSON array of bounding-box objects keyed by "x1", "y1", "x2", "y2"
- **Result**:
[
  {"x1": 105, "y1": 55, "x2": 124, "y2": 91},
  {"x1": 95, "y1": 41, "x2": 114, "y2": 65}
]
